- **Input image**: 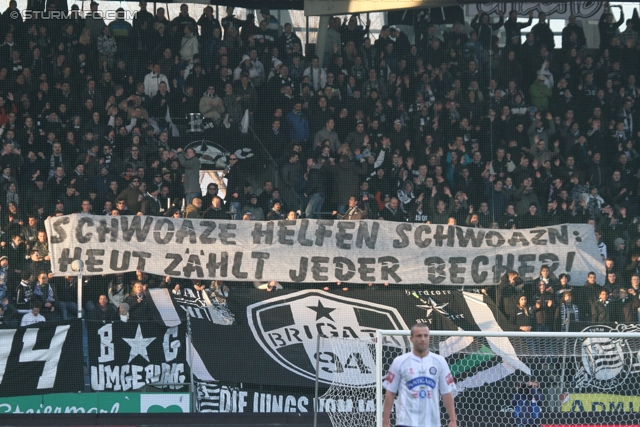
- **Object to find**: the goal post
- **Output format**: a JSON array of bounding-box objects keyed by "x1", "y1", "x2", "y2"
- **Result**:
[
  {"x1": 374, "y1": 329, "x2": 640, "y2": 427},
  {"x1": 315, "y1": 328, "x2": 640, "y2": 427}
]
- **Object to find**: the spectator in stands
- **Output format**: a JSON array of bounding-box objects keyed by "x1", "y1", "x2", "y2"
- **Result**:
[
  {"x1": 333, "y1": 195, "x2": 368, "y2": 220},
  {"x1": 599, "y1": 3, "x2": 625, "y2": 50},
  {"x1": 108, "y1": 274, "x2": 128, "y2": 309},
  {"x1": 512, "y1": 295, "x2": 534, "y2": 332},
  {"x1": 90, "y1": 294, "x2": 118, "y2": 323},
  {"x1": 379, "y1": 196, "x2": 406, "y2": 222},
  {"x1": 180, "y1": 23, "x2": 199, "y2": 64},
  {"x1": 286, "y1": 99, "x2": 309, "y2": 148},
  {"x1": 533, "y1": 282, "x2": 555, "y2": 332},
  {"x1": 21, "y1": 300, "x2": 45, "y2": 326},
  {"x1": 610, "y1": 287, "x2": 640, "y2": 323},
  {"x1": 199, "y1": 85, "x2": 225, "y2": 126},
  {"x1": 33, "y1": 271, "x2": 57, "y2": 321},
  {"x1": 118, "y1": 302, "x2": 130, "y2": 322},
  {"x1": 591, "y1": 288, "x2": 612, "y2": 322},
  {"x1": 304, "y1": 158, "x2": 327, "y2": 219},
  {"x1": 555, "y1": 291, "x2": 579, "y2": 332},
  {"x1": 124, "y1": 281, "x2": 152, "y2": 321},
  {"x1": 56, "y1": 275, "x2": 78, "y2": 320},
  {"x1": 144, "y1": 64, "x2": 170, "y2": 99},
  {"x1": 203, "y1": 196, "x2": 227, "y2": 219},
  {"x1": 185, "y1": 197, "x2": 202, "y2": 218},
  {"x1": 555, "y1": 273, "x2": 573, "y2": 301},
  {"x1": 242, "y1": 194, "x2": 265, "y2": 221},
  {"x1": 176, "y1": 147, "x2": 200, "y2": 205},
  {"x1": 495, "y1": 270, "x2": 524, "y2": 320}
]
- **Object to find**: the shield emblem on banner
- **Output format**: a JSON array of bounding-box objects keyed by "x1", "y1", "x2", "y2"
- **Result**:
[
  {"x1": 247, "y1": 290, "x2": 408, "y2": 386},
  {"x1": 185, "y1": 139, "x2": 229, "y2": 168}
]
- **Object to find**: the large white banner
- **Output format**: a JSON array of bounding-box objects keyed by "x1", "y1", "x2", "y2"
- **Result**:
[
  {"x1": 46, "y1": 215, "x2": 604, "y2": 285},
  {"x1": 465, "y1": 2, "x2": 604, "y2": 19}
]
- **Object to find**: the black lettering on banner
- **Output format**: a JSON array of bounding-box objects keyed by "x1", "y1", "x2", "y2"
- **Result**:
[
  {"x1": 57, "y1": 247, "x2": 82, "y2": 272},
  {"x1": 183, "y1": 251, "x2": 205, "y2": 278},
  {"x1": 199, "y1": 221, "x2": 217, "y2": 244},
  {"x1": 86, "y1": 249, "x2": 105, "y2": 272},
  {"x1": 517, "y1": 254, "x2": 536, "y2": 278},
  {"x1": 565, "y1": 252, "x2": 575, "y2": 272},
  {"x1": 493, "y1": 254, "x2": 514, "y2": 283},
  {"x1": 252, "y1": 252, "x2": 270, "y2": 279},
  {"x1": 165, "y1": 254, "x2": 182, "y2": 275},
  {"x1": 315, "y1": 220, "x2": 334, "y2": 246},
  {"x1": 356, "y1": 221, "x2": 378, "y2": 249},
  {"x1": 297, "y1": 220, "x2": 313, "y2": 246},
  {"x1": 175, "y1": 220, "x2": 197, "y2": 244},
  {"x1": 219, "y1": 224, "x2": 237, "y2": 245},
  {"x1": 529, "y1": 229, "x2": 547, "y2": 245},
  {"x1": 456, "y1": 228, "x2": 484, "y2": 248},
  {"x1": 393, "y1": 224, "x2": 410, "y2": 248},
  {"x1": 153, "y1": 219, "x2": 175, "y2": 244},
  {"x1": 333, "y1": 257, "x2": 356, "y2": 281},
  {"x1": 110, "y1": 250, "x2": 131, "y2": 271},
  {"x1": 311, "y1": 256, "x2": 330, "y2": 281},
  {"x1": 278, "y1": 220, "x2": 296, "y2": 245},
  {"x1": 120, "y1": 216, "x2": 153, "y2": 242},
  {"x1": 132, "y1": 251, "x2": 151, "y2": 271},
  {"x1": 414, "y1": 225, "x2": 432, "y2": 248},
  {"x1": 252, "y1": 222, "x2": 274, "y2": 244},
  {"x1": 50, "y1": 217, "x2": 70, "y2": 244},
  {"x1": 548, "y1": 225, "x2": 568, "y2": 244},
  {"x1": 357, "y1": 258, "x2": 376, "y2": 282},
  {"x1": 290, "y1": 257, "x2": 308, "y2": 281},
  {"x1": 471, "y1": 256, "x2": 489, "y2": 283},
  {"x1": 231, "y1": 252, "x2": 248, "y2": 279},
  {"x1": 207, "y1": 252, "x2": 228, "y2": 277},
  {"x1": 76, "y1": 217, "x2": 94, "y2": 243},
  {"x1": 508, "y1": 232, "x2": 529, "y2": 246},
  {"x1": 424, "y1": 257, "x2": 446, "y2": 284},
  {"x1": 336, "y1": 222, "x2": 355, "y2": 249},
  {"x1": 434, "y1": 225, "x2": 454, "y2": 247},
  {"x1": 97, "y1": 218, "x2": 119, "y2": 242},
  {"x1": 379, "y1": 256, "x2": 401, "y2": 282},
  {"x1": 539, "y1": 253, "x2": 560, "y2": 278},
  {"x1": 449, "y1": 257, "x2": 466, "y2": 283},
  {"x1": 485, "y1": 230, "x2": 505, "y2": 247}
]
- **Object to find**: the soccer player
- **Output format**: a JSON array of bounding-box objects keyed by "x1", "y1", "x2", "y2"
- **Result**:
[{"x1": 382, "y1": 323, "x2": 457, "y2": 427}]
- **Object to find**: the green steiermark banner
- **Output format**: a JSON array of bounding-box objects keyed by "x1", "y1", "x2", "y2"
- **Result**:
[{"x1": 0, "y1": 392, "x2": 190, "y2": 414}]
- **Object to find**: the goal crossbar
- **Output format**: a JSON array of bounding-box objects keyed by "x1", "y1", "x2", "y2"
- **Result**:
[{"x1": 374, "y1": 329, "x2": 640, "y2": 427}]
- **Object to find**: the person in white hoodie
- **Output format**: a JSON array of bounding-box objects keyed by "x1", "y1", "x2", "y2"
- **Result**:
[
  {"x1": 180, "y1": 23, "x2": 199, "y2": 64},
  {"x1": 118, "y1": 303, "x2": 130, "y2": 322},
  {"x1": 144, "y1": 64, "x2": 170, "y2": 97}
]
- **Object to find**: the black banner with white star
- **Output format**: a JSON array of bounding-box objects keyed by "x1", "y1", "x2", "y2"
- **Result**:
[
  {"x1": 185, "y1": 288, "x2": 516, "y2": 388},
  {"x1": 87, "y1": 321, "x2": 188, "y2": 392}
]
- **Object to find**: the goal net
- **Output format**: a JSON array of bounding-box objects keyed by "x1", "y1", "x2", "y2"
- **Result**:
[{"x1": 316, "y1": 328, "x2": 640, "y2": 427}]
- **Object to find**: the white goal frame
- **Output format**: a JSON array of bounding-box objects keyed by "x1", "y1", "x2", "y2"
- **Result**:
[{"x1": 375, "y1": 329, "x2": 640, "y2": 427}]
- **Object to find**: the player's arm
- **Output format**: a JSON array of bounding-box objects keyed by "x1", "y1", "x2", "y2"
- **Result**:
[
  {"x1": 382, "y1": 389, "x2": 396, "y2": 427},
  {"x1": 442, "y1": 392, "x2": 457, "y2": 427}
]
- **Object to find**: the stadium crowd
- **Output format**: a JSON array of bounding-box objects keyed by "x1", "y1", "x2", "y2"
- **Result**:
[{"x1": 0, "y1": 0, "x2": 638, "y2": 330}]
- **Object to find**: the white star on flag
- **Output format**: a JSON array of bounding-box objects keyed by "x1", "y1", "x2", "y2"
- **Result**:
[
  {"x1": 123, "y1": 325, "x2": 156, "y2": 363},
  {"x1": 416, "y1": 298, "x2": 449, "y2": 320}
]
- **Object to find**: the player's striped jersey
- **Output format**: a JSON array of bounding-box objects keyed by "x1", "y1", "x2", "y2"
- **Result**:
[{"x1": 383, "y1": 351, "x2": 456, "y2": 427}]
